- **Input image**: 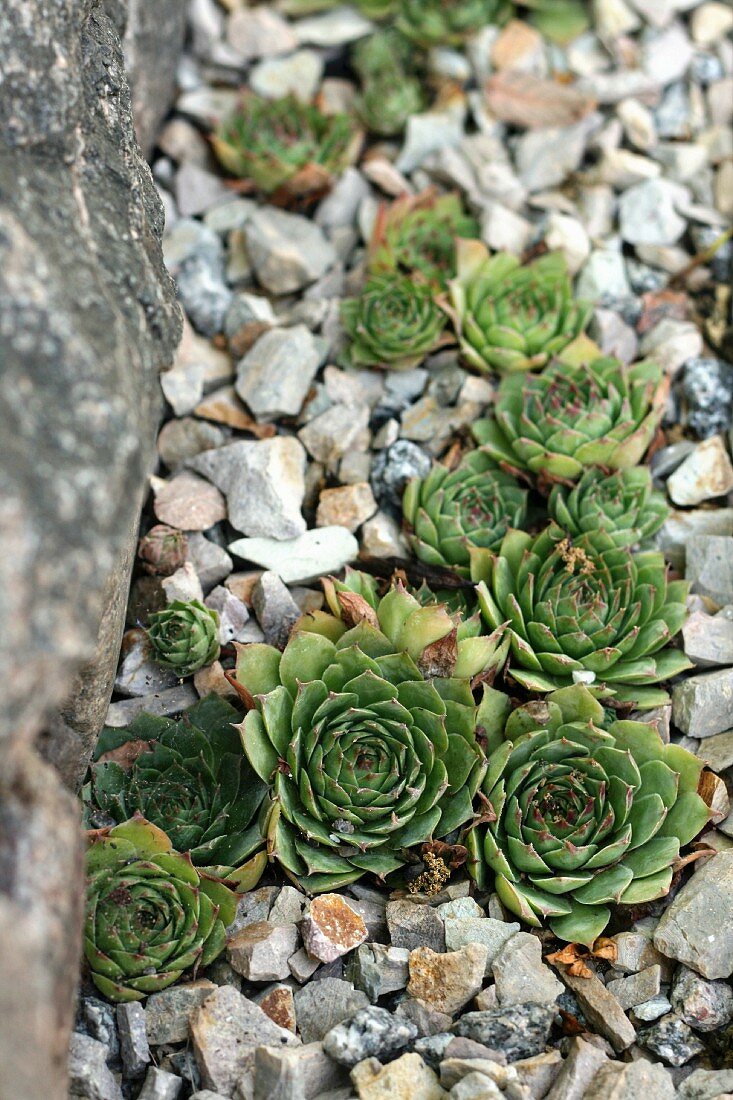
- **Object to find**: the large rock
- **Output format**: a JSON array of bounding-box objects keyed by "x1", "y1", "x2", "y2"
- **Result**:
[
  {"x1": 125, "y1": 0, "x2": 187, "y2": 157},
  {"x1": 0, "y1": 2, "x2": 181, "y2": 1098}
]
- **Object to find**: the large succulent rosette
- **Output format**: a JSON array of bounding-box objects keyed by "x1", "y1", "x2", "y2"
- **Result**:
[
  {"x1": 467, "y1": 686, "x2": 709, "y2": 944},
  {"x1": 368, "y1": 190, "x2": 479, "y2": 289},
  {"x1": 403, "y1": 451, "x2": 529, "y2": 576},
  {"x1": 473, "y1": 357, "x2": 669, "y2": 482},
  {"x1": 548, "y1": 467, "x2": 669, "y2": 549},
  {"x1": 396, "y1": 0, "x2": 513, "y2": 46},
  {"x1": 84, "y1": 817, "x2": 237, "y2": 1001},
  {"x1": 84, "y1": 696, "x2": 268, "y2": 888},
  {"x1": 146, "y1": 599, "x2": 220, "y2": 677},
  {"x1": 448, "y1": 241, "x2": 592, "y2": 375},
  {"x1": 474, "y1": 524, "x2": 692, "y2": 707},
  {"x1": 235, "y1": 574, "x2": 507, "y2": 892},
  {"x1": 340, "y1": 274, "x2": 448, "y2": 371},
  {"x1": 212, "y1": 94, "x2": 361, "y2": 202}
]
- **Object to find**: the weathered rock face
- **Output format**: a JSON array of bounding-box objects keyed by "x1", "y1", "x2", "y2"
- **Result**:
[
  {"x1": 125, "y1": 0, "x2": 187, "y2": 157},
  {"x1": 0, "y1": 1, "x2": 181, "y2": 1098}
]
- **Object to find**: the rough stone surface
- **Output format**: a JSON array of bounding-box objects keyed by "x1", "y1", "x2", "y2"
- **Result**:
[
  {"x1": 686, "y1": 535, "x2": 733, "y2": 606},
  {"x1": 670, "y1": 965, "x2": 733, "y2": 1032},
  {"x1": 236, "y1": 326, "x2": 327, "y2": 422},
  {"x1": 350, "y1": 1053, "x2": 446, "y2": 1100},
  {"x1": 637, "y1": 1013, "x2": 705, "y2": 1066},
  {"x1": 323, "y1": 1005, "x2": 418, "y2": 1068},
  {"x1": 672, "y1": 668, "x2": 733, "y2": 738},
  {"x1": 347, "y1": 944, "x2": 410, "y2": 1002},
  {"x1": 293, "y1": 978, "x2": 369, "y2": 1044},
  {"x1": 544, "y1": 1036, "x2": 608, "y2": 1100},
  {"x1": 654, "y1": 854, "x2": 733, "y2": 979},
  {"x1": 677, "y1": 1068, "x2": 733, "y2": 1100},
  {"x1": 253, "y1": 1042, "x2": 348, "y2": 1100},
  {"x1": 245, "y1": 208, "x2": 336, "y2": 294},
  {"x1": 252, "y1": 572, "x2": 301, "y2": 649},
  {"x1": 583, "y1": 1059, "x2": 674, "y2": 1099},
  {"x1": 668, "y1": 436, "x2": 733, "y2": 506},
  {"x1": 0, "y1": 2, "x2": 181, "y2": 1097},
  {"x1": 227, "y1": 921, "x2": 300, "y2": 982},
  {"x1": 302, "y1": 894, "x2": 369, "y2": 963},
  {"x1": 136, "y1": 1067, "x2": 183, "y2": 1100},
  {"x1": 229, "y1": 527, "x2": 359, "y2": 585},
  {"x1": 116, "y1": 1002, "x2": 150, "y2": 1079},
  {"x1": 387, "y1": 901, "x2": 446, "y2": 953},
  {"x1": 559, "y1": 971, "x2": 636, "y2": 1052},
  {"x1": 67, "y1": 1033, "x2": 123, "y2": 1100},
  {"x1": 444, "y1": 919, "x2": 520, "y2": 974},
  {"x1": 190, "y1": 437, "x2": 307, "y2": 539},
  {"x1": 451, "y1": 1004, "x2": 557, "y2": 1062},
  {"x1": 125, "y1": 0, "x2": 186, "y2": 157},
  {"x1": 407, "y1": 944, "x2": 488, "y2": 1016},
  {"x1": 190, "y1": 985, "x2": 300, "y2": 1096},
  {"x1": 145, "y1": 981, "x2": 217, "y2": 1046},
  {"x1": 491, "y1": 933, "x2": 563, "y2": 1007}
]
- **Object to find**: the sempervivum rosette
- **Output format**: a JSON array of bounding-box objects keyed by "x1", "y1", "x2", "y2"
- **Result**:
[
  {"x1": 367, "y1": 189, "x2": 479, "y2": 289},
  {"x1": 448, "y1": 241, "x2": 592, "y2": 375},
  {"x1": 340, "y1": 274, "x2": 448, "y2": 371},
  {"x1": 352, "y1": 31, "x2": 424, "y2": 137},
  {"x1": 84, "y1": 696, "x2": 268, "y2": 888},
  {"x1": 403, "y1": 451, "x2": 529, "y2": 576},
  {"x1": 212, "y1": 94, "x2": 361, "y2": 203},
  {"x1": 84, "y1": 817, "x2": 237, "y2": 1001},
  {"x1": 467, "y1": 685, "x2": 709, "y2": 944},
  {"x1": 473, "y1": 523, "x2": 692, "y2": 707},
  {"x1": 146, "y1": 599, "x2": 220, "y2": 677},
  {"x1": 234, "y1": 574, "x2": 508, "y2": 892},
  {"x1": 473, "y1": 357, "x2": 669, "y2": 482},
  {"x1": 548, "y1": 467, "x2": 669, "y2": 549},
  {"x1": 396, "y1": 0, "x2": 512, "y2": 46}
]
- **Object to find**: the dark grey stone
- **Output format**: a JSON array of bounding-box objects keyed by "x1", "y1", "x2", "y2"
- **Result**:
[
  {"x1": 116, "y1": 1002, "x2": 150, "y2": 1079},
  {"x1": 682, "y1": 358, "x2": 733, "y2": 440},
  {"x1": 124, "y1": 0, "x2": 186, "y2": 157},
  {"x1": 637, "y1": 1013, "x2": 705, "y2": 1067},
  {"x1": 322, "y1": 1006, "x2": 418, "y2": 1068},
  {"x1": 370, "y1": 440, "x2": 432, "y2": 514},
  {"x1": 451, "y1": 1004, "x2": 557, "y2": 1062}
]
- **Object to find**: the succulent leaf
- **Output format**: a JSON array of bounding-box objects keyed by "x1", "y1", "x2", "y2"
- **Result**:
[
  {"x1": 468, "y1": 685, "x2": 709, "y2": 944},
  {"x1": 353, "y1": 31, "x2": 425, "y2": 137},
  {"x1": 548, "y1": 467, "x2": 670, "y2": 548},
  {"x1": 396, "y1": 0, "x2": 513, "y2": 47},
  {"x1": 235, "y1": 570, "x2": 510, "y2": 892},
  {"x1": 368, "y1": 189, "x2": 479, "y2": 289}
]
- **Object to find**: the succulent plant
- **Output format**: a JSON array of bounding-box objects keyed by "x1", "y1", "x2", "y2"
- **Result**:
[
  {"x1": 368, "y1": 190, "x2": 479, "y2": 289},
  {"x1": 234, "y1": 573, "x2": 509, "y2": 892},
  {"x1": 473, "y1": 523, "x2": 692, "y2": 707},
  {"x1": 357, "y1": 0, "x2": 397, "y2": 16},
  {"x1": 138, "y1": 525, "x2": 189, "y2": 576},
  {"x1": 473, "y1": 357, "x2": 669, "y2": 482},
  {"x1": 548, "y1": 467, "x2": 670, "y2": 549},
  {"x1": 448, "y1": 241, "x2": 592, "y2": 374},
  {"x1": 212, "y1": 94, "x2": 361, "y2": 203},
  {"x1": 84, "y1": 696, "x2": 268, "y2": 887},
  {"x1": 295, "y1": 568, "x2": 509, "y2": 679},
  {"x1": 340, "y1": 274, "x2": 448, "y2": 371},
  {"x1": 84, "y1": 817, "x2": 237, "y2": 1001},
  {"x1": 396, "y1": 0, "x2": 513, "y2": 47},
  {"x1": 146, "y1": 599, "x2": 220, "y2": 677},
  {"x1": 523, "y1": 0, "x2": 589, "y2": 43},
  {"x1": 403, "y1": 451, "x2": 529, "y2": 576},
  {"x1": 352, "y1": 31, "x2": 424, "y2": 137},
  {"x1": 467, "y1": 685, "x2": 709, "y2": 945}
]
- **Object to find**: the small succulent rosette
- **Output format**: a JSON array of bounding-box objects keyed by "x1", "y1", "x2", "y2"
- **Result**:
[
  {"x1": 84, "y1": 817, "x2": 237, "y2": 1001},
  {"x1": 146, "y1": 598, "x2": 220, "y2": 677}
]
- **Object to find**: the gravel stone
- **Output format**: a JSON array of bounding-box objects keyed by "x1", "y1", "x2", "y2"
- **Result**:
[
  {"x1": 654, "y1": 853, "x2": 733, "y2": 978},
  {"x1": 672, "y1": 668, "x2": 733, "y2": 738},
  {"x1": 387, "y1": 900, "x2": 446, "y2": 953},
  {"x1": 637, "y1": 1013, "x2": 705, "y2": 1066},
  {"x1": 245, "y1": 207, "x2": 336, "y2": 295},
  {"x1": 351, "y1": 1052, "x2": 445, "y2": 1100},
  {"x1": 251, "y1": 571, "x2": 301, "y2": 648},
  {"x1": 252, "y1": 1042, "x2": 348, "y2": 1100},
  {"x1": 619, "y1": 178, "x2": 688, "y2": 245},
  {"x1": 116, "y1": 1003, "x2": 150, "y2": 1079},
  {"x1": 667, "y1": 436, "x2": 733, "y2": 506},
  {"x1": 190, "y1": 437, "x2": 306, "y2": 540},
  {"x1": 686, "y1": 535, "x2": 733, "y2": 606},
  {"x1": 186, "y1": 533, "x2": 233, "y2": 593},
  {"x1": 559, "y1": 970, "x2": 636, "y2": 1052},
  {"x1": 228, "y1": 921, "x2": 300, "y2": 982},
  {"x1": 583, "y1": 1060, "x2": 674, "y2": 1099},
  {"x1": 542, "y1": 1035, "x2": 608, "y2": 1100},
  {"x1": 236, "y1": 326, "x2": 327, "y2": 422},
  {"x1": 316, "y1": 482, "x2": 378, "y2": 532},
  {"x1": 68, "y1": 1033, "x2": 123, "y2": 1100},
  {"x1": 153, "y1": 472, "x2": 227, "y2": 531},
  {"x1": 293, "y1": 978, "x2": 369, "y2": 1044},
  {"x1": 323, "y1": 1005, "x2": 418, "y2": 1067},
  {"x1": 451, "y1": 1004, "x2": 557, "y2": 1062},
  {"x1": 229, "y1": 527, "x2": 359, "y2": 584},
  {"x1": 683, "y1": 358, "x2": 733, "y2": 439},
  {"x1": 144, "y1": 981, "x2": 218, "y2": 1046},
  {"x1": 444, "y1": 919, "x2": 520, "y2": 975},
  {"x1": 671, "y1": 965, "x2": 733, "y2": 1031},
  {"x1": 407, "y1": 944, "x2": 488, "y2": 1016},
  {"x1": 491, "y1": 933, "x2": 563, "y2": 1007},
  {"x1": 346, "y1": 944, "x2": 410, "y2": 1002},
  {"x1": 677, "y1": 1068, "x2": 733, "y2": 1100},
  {"x1": 137, "y1": 1068, "x2": 183, "y2": 1100},
  {"x1": 606, "y1": 965, "x2": 662, "y2": 1010},
  {"x1": 371, "y1": 441, "x2": 432, "y2": 513},
  {"x1": 302, "y1": 895, "x2": 368, "y2": 964}
]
